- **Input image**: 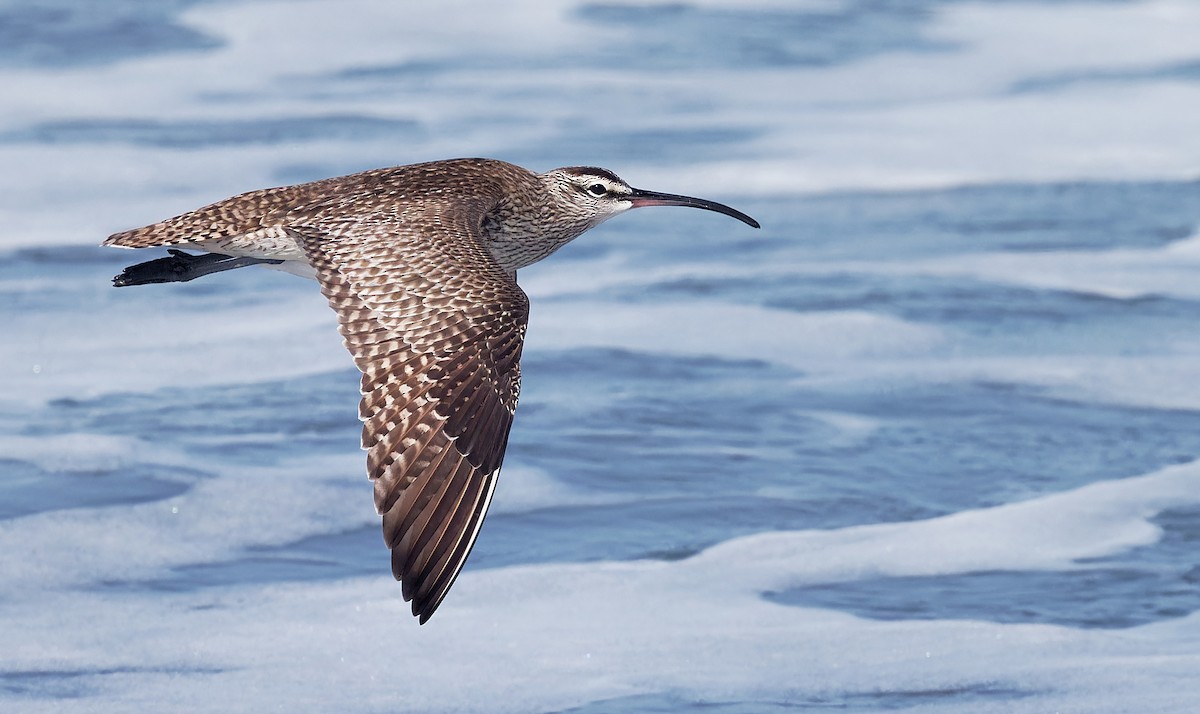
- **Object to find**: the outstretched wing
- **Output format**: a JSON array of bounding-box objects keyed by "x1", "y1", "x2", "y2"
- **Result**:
[{"x1": 292, "y1": 214, "x2": 527, "y2": 623}]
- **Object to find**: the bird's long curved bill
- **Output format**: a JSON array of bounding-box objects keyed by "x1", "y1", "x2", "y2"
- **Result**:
[{"x1": 628, "y1": 188, "x2": 760, "y2": 229}]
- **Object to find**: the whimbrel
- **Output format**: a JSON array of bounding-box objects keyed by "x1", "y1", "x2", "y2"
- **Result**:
[{"x1": 104, "y1": 158, "x2": 759, "y2": 623}]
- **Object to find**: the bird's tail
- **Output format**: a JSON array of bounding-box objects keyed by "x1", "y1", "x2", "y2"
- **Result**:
[{"x1": 111, "y1": 249, "x2": 282, "y2": 287}]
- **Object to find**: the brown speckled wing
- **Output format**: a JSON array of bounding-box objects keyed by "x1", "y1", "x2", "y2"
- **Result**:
[
  {"x1": 103, "y1": 185, "x2": 299, "y2": 248},
  {"x1": 292, "y1": 215, "x2": 527, "y2": 624}
]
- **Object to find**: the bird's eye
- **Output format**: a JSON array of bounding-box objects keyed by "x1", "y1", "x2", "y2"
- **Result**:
[{"x1": 587, "y1": 183, "x2": 607, "y2": 197}]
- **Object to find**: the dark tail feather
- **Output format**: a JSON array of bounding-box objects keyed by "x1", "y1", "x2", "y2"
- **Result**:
[{"x1": 112, "y1": 249, "x2": 283, "y2": 287}]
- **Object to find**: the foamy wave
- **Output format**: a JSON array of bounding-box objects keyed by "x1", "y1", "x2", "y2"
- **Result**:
[
  {"x1": 686, "y1": 459, "x2": 1200, "y2": 593},
  {"x1": 0, "y1": 433, "x2": 140, "y2": 473},
  {"x1": 4, "y1": 461, "x2": 1198, "y2": 712},
  {"x1": 885, "y1": 229, "x2": 1200, "y2": 301},
  {"x1": 0, "y1": 447, "x2": 371, "y2": 590},
  {"x1": 490, "y1": 464, "x2": 625, "y2": 515},
  {"x1": 529, "y1": 301, "x2": 945, "y2": 366},
  {"x1": 2, "y1": 285, "x2": 346, "y2": 404}
]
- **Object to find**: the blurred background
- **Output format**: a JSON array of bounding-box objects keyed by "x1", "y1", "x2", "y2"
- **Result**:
[{"x1": 3, "y1": 1, "x2": 1200, "y2": 712}]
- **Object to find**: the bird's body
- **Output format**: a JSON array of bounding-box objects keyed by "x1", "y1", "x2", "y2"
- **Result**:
[{"x1": 105, "y1": 157, "x2": 758, "y2": 623}]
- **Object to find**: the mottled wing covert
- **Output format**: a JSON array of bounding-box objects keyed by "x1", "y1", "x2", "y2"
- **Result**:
[{"x1": 291, "y1": 213, "x2": 527, "y2": 623}]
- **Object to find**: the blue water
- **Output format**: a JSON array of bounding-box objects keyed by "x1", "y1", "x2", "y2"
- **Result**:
[{"x1": 3, "y1": 1, "x2": 1200, "y2": 712}]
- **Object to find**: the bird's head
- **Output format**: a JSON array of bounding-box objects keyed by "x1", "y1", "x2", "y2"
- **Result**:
[
  {"x1": 484, "y1": 165, "x2": 760, "y2": 272},
  {"x1": 540, "y1": 166, "x2": 760, "y2": 232}
]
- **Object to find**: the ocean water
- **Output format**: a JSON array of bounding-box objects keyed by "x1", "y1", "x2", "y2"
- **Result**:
[{"x1": 3, "y1": 1, "x2": 1200, "y2": 712}]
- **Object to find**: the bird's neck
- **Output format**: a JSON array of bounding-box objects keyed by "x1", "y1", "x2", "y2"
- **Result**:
[{"x1": 480, "y1": 198, "x2": 594, "y2": 272}]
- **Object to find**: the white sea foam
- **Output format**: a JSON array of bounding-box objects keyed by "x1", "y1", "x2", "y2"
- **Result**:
[
  {"x1": 1, "y1": 283, "x2": 346, "y2": 405},
  {"x1": 489, "y1": 464, "x2": 624, "y2": 515},
  {"x1": 0, "y1": 446, "x2": 372, "y2": 591},
  {"x1": 0, "y1": 433, "x2": 140, "y2": 473},
  {"x1": 686, "y1": 459, "x2": 1200, "y2": 592},
  {"x1": 4, "y1": 461, "x2": 1198, "y2": 713},
  {"x1": 872, "y1": 229, "x2": 1200, "y2": 301},
  {"x1": 529, "y1": 301, "x2": 945, "y2": 366},
  {"x1": 799, "y1": 409, "x2": 882, "y2": 444}
]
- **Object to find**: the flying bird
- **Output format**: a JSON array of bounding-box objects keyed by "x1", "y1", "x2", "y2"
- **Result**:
[{"x1": 105, "y1": 158, "x2": 760, "y2": 623}]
